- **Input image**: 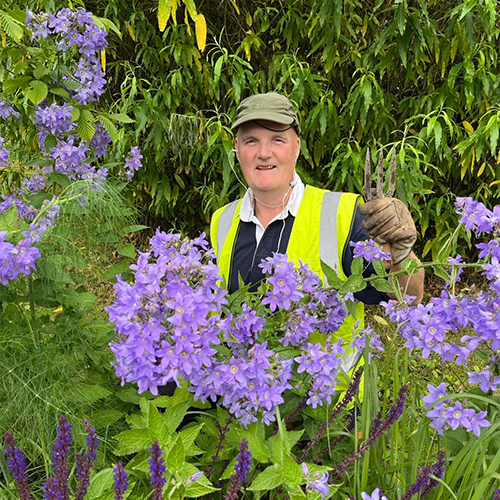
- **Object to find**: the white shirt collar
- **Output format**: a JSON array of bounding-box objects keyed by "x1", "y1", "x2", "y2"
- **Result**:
[{"x1": 239, "y1": 171, "x2": 305, "y2": 223}]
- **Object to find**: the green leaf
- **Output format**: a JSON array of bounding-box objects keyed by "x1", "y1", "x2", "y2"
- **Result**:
[
  {"x1": 237, "y1": 432, "x2": 270, "y2": 463},
  {"x1": 166, "y1": 435, "x2": 185, "y2": 472},
  {"x1": 183, "y1": 0, "x2": 198, "y2": 20},
  {"x1": 362, "y1": 79, "x2": 372, "y2": 113},
  {"x1": 77, "y1": 109, "x2": 96, "y2": 142},
  {"x1": 432, "y1": 264, "x2": 450, "y2": 282},
  {"x1": 117, "y1": 243, "x2": 136, "y2": 259},
  {"x1": 44, "y1": 134, "x2": 58, "y2": 152},
  {"x1": 67, "y1": 384, "x2": 111, "y2": 403},
  {"x1": 50, "y1": 87, "x2": 71, "y2": 100},
  {"x1": 184, "y1": 482, "x2": 219, "y2": 498},
  {"x1": 114, "y1": 429, "x2": 151, "y2": 455},
  {"x1": 339, "y1": 274, "x2": 366, "y2": 294},
  {"x1": 99, "y1": 116, "x2": 119, "y2": 143},
  {"x1": 108, "y1": 113, "x2": 135, "y2": 123},
  {"x1": 248, "y1": 465, "x2": 284, "y2": 491},
  {"x1": 3, "y1": 76, "x2": 31, "y2": 94},
  {"x1": 120, "y1": 224, "x2": 149, "y2": 235},
  {"x1": 33, "y1": 65, "x2": 50, "y2": 79},
  {"x1": 372, "y1": 260, "x2": 386, "y2": 277},
  {"x1": 47, "y1": 172, "x2": 71, "y2": 188},
  {"x1": 0, "y1": 10, "x2": 23, "y2": 41},
  {"x1": 91, "y1": 409, "x2": 123, "y2": 429},
  {"x1": 92, "y1": 15, "x2": 122, "y2": 38},
  {"x1": 86, "y1": 469, "x2": 114, "y2": 498},
  {"x1": 148, "y1": 404, "x2": 171, "y2": 446},
  {"x1": 320, "y1": 260, "x2": 343, "y2": 289},
  {"x1": 179, "y1": 424, "x2": 204, "y2": 455},
  {"x1": 103, "y1": 261, "x2": 131, "y2": 281},
  {"x1": 283, "y1": 454, "x2": 303, "y2": 486},
  {"x1": 26, "y1": 80, "x2": 48, "y2": 105},
  {"x1": 371, "y1": 278, "x2": 395, "y2": 293},
  {"x1": 351, "y1": 257, "x2": 364, "y2": 276},
  {"x1": 0, "y1": 206, "x2": 19, "y2": 232}
]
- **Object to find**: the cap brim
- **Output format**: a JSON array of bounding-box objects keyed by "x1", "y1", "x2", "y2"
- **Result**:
[{"x1": 231, "y1": 112, "x2": 295, "y2": 130}]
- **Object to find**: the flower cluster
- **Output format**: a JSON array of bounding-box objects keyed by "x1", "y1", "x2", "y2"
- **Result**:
[
  {"x1": 149, "y1": 441, "x2": 166, "y2": 500},
  {"x1": 0, "y1": 232, "x2": 41, "y2": 286},
  {"x1": 27, "y1": 8, "x2": 108, "y2": 104},
  {"x1": 124, "y1": 146, "x2": 143, "y2": 180},
  {"x1": 90, "y1": 123, "x2": 112, "y2": 156},
  {"x1": 3, "y1": 433, "x2": 31, "y2": 500},
  {"x1": 109, "y1": 233, "x2": 357, "y2": 425},
  {"x1": 352, "y1": 324, "x2": 384, "y2": 363},
  {"x1": 260, "y1": 254, "x2": 347, "y2": 346},
  {"x1": 350, "y1": 239, "x2": 391, "y2": 262},
  {"x1": 423, "y1": 383, "x2": 490, "y2": 436},
  {"x1": 455, "y1": 197, "x2": 498, "y2": 235},
  {"x1": 225, "y1": 439, "x2": 252, "y2": 500},
  {"x1": 34, "y1": 103, "x2": 75, "y2": 148},
  {"x1": 113, "y1": 462, "x2": 128, "y2": 500}
]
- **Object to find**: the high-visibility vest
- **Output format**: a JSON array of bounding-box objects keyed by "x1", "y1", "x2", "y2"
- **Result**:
[{"x1": 210, "y1": 185, "x2": 364, "y2": 390}]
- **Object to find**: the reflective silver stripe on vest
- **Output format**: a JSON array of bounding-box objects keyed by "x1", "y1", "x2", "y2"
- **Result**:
[
  {"x1": 216, "y1": 200, "x2": 240, "y2": 257},
  {"x1": 319, "y1": 191, "x2": 343, "y2": 286}
]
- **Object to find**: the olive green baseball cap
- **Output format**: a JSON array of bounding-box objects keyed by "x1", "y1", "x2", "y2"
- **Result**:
[{"x1": 231, "y1": 92, "x2": 300, "y2": 133}]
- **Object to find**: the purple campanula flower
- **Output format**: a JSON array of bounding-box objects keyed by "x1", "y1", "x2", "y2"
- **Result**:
[
  {"x1": 124, "y1": 146, "x2": 143, "y2": 180},
  {"x1": 113, "y1": 461, "x2": 128, "y2": 500},
  {"x1": 350, "y1": 239, "x2": 391, "y2": 262},
  {"x1": 468, "y1": 369, "x2": 500, "y2": 393},
  {"x1": 352, "y1": 325, "x2": 384, "y2": 362},
  {"x1": 3, "y1": 433, "x2": 32, "y2": 500},
  {"x1": 0, "y1": 232, "x2": 41, "y2": 286},
  {"x1": 149, "y1": 441, "x2": 166, "y2": 500},
  {"x1": 455, "y1": 197, "x2": 493, "y2": 235},
  {"x1": 361, "y1": 488, "x2": 388, "y2": 500},
  {"x1": 188, "y1": 471, "x2": 204, "y2": 485},
  {"x1": 0, "y1": 101, "x2": 20, "y2": 119},
  {"x1": 0, "y1": 136, "x2": 9, "y2": 167},
  {"x1": 90, "y1": 123, "x2": 112, "y2": 156},
  {"x1": 34, "y1": 104, "x2": 75, "y2": 138}
]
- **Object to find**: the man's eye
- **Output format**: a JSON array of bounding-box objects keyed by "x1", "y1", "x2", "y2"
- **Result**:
[{"x1": 245, "y1": 139, "x2": 256, "y2": 145}]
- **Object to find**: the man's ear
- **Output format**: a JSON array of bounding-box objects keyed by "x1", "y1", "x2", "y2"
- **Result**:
[
  {"x1": 234, "y1": 137, "x2": 239, "y2": 161},
  {"x1": 295, "y1": 137, "x2": 301, "y2": 161}
]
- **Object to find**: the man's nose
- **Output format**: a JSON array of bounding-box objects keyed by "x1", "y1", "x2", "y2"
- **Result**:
[{"x1": 257, "y1": 142, "x2": 271, "y2": 158}]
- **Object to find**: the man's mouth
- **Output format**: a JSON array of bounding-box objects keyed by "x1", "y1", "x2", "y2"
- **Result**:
[{"x1": 256, "y1": 165, "x2": 276, "y2": 170}]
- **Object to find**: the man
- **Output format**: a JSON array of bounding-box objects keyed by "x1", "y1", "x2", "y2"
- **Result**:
[{"x1": 210, "y1": 92, "x2": 424, "y2": 353}]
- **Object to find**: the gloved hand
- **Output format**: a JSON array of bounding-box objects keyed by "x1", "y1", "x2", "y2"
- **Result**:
[{"x1": 358, "y1": 198, "x2": 417, "y2": 265}]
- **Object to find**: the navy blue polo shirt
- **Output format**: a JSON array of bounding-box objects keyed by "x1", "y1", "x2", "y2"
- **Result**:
[{"x1": 229, "y1": 209, "x2": 386, "y2": 304}]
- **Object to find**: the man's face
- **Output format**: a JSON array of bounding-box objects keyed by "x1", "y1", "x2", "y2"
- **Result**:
[{"x1": 235, "y1": 120, "x2": 300, "y2": 199}]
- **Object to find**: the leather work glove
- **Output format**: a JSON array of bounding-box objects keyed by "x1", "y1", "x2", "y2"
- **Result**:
[{"x1": 358, "y1": 198, "x2": 417, "y2": 265}]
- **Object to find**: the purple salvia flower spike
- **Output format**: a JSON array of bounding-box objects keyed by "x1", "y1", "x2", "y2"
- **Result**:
[
  {"x1": 3, "y1": 433, "x2": 32, "y2": 500},
  {"x1": 74, "y1": 420, "x2": 99, "y2": 500},
  {"x1": 113, "y1": 461, "x2": 128, "y2": 500},
  {"x1": 149, "y1": 441, "x2": 166, "y2": 500},
  {"x1": 52, "y1": 415, "x2": 72, "y2": 500},
  {"x1": 224, "y1": 438, "x2": 252, "y2": 500}
]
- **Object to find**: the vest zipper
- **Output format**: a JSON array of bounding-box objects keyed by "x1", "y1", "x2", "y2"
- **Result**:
[
  {"x1": 228, "y1": 221, "x2": 241, "y2": 286},
  {"x1": 341, "y1": 194, "x2": 361, "y2": 277}
]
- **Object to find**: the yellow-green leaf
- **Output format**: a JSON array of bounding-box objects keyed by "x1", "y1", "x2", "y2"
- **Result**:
[
  {"x1": 463, "y1": 120, "x2": 474, "y2": 136},
  {"x1": 101, "y1": 49, "x2": 106, "y2": 72},
  {"x1": 26, "y1": 80, "x2": 48, "y2": 105},
  {"x1": 195, "y1": 13, "x2": 206, "y2": 52},
  {"x1": 158, "y1": 0, "x2": 172, "y2": 32},
  {"x1": 125, "y1": 20, "x2": 136, "y2": 40},
  {"x1": 183, "y1": 0, "x2": 197, "y2": 21}
]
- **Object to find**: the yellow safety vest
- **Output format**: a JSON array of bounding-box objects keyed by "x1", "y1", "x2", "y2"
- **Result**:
[{"x1": 210, "y1": 185, "x2": 365, "y2": 390}]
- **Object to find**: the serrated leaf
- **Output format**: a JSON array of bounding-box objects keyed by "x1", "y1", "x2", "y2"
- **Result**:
[
  {"x1": 114, "y1": 429, "x2": 151, "y2": 455},
  {"x1": 26, "y1": 80, "x2": 48, "y2": 105},
  {"x1": 33, "y1": 65, "x2": 50, "y2": 80},
  {"x1": 339, "y1": 274, "x2": 366, "y2": 294},
  {"x1": 237, "y1": 432, "x2": 270, "y2": 463},
  {"x1": 351, "y1": 257, "x2": 364, "y2": 276},
  {"x1": 179, "y1": 423, "x2": 204, "y2": 455},
  {"x1": 0, "y1": 206, "x2": 19, "y2": 232},
  {"x1": 320, "y1": 260, "x2": 343, "y2": 289},
  {"x1": 372, "y1": 260, "x2": 386, "y2": 277},
  {"x1": 86, "y1": 469, "x2": 114, "y2": 498},
  {"x1": 166, "y1": 435, "x2": 185, "y2": 472},
  {"x1": 283, "y1": 454, "x2": 303, "y2": 486},
  {"x1": 50, "y1": 88, "x2": 71, "y2": 100},
  {"x1": 248, "y1": 465, "x2": 284, "y2": 491},
  {"x1": 195, "y1": 14, "x2": 207, "y2": 52},
  {"x1": 0, "y1": 10, "x2": 23, "y2": 41},
  {"x1": 148, "y1": 404, "x2": 171, "y2": 446},
  {"x1": 108, "y1": 113, "x2": 135, "y2": 123},
  {"x1": 77, "y1": 109, "x2": 95, "y2": 142},
  {"x1": 371, "y1": 278, "x2": 395, "y2": 293},
  {"x1": 44, "y1": 134, "x2": 58, "y2": 151},
  {"x1": 184, "y1": 482, "x2": 218, "y2": 497},
  {"x1": 99, "y1": 116, "x2": 118, "y2": 143},
  {"x1": 3, "y1": 77, "x2": 31, "y2": 94}
]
